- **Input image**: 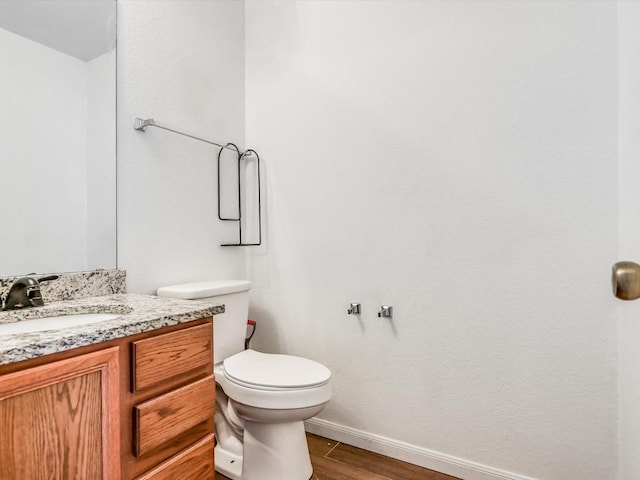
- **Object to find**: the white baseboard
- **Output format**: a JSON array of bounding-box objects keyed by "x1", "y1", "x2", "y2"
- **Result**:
[{"x1": 304, "y1": 418, "x2": 539, "y2": 480}]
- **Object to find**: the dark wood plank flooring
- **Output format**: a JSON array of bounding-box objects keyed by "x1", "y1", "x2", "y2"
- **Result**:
[{"x1": 215, "y1": 433, "x2": 460, "y2": 480}]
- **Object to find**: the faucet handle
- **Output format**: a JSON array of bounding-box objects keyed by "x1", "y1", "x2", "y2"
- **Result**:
[
  {"x1": 29, "y1": 275, "x2": 58, "y2": 306},
  {"x1": 34, "y1": 274, "x2": 59, "y2": 283},
  {"x1": 22, "y1": 277, "x2": 44, "y2": 307}
]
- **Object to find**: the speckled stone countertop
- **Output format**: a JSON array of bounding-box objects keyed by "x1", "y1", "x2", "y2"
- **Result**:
[
  {"x1": 0, "y1": 269, "x2": 126, "y2": 302},
  {"x1": 0, "y1": 294, "x2": 224, "y2": 366}
]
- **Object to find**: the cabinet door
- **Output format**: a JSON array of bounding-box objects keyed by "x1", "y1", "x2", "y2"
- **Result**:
[{"x1": 0, "y1": 347, "x2": 120, "y2": 479}]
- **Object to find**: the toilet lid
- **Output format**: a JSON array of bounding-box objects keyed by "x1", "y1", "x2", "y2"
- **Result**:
[{"x1": 223, "y1": 350, "x2": 331, "y2": 389}]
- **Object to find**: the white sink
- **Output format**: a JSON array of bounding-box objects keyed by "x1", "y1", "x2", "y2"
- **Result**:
[{"x1": 0, "y1": 313, "x2": 122, "y2": 335}]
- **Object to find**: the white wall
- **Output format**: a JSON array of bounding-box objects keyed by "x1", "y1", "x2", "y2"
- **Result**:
[
  {"x1": 245, "y1": 1, "x2": 618, "y2": 479},
  {"x1": 116, "y1": 0, "x2": 246, "y2": 293},
  {"x1": 0, "y1": 27, "x2": 88, "y2": 274},
  {"x1": 618, "y1": 2, "x2": 640, "y2": 478},
  {"x1": 87, "y1": 49, "x2": 117, "y2": 270}
]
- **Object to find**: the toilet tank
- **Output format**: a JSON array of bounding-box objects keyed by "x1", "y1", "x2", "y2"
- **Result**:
[{"x1": 157, "y1": 280, "x2": 251, "y2": 364}]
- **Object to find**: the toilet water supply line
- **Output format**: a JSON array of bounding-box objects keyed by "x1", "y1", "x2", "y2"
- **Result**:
[
  {"x1": 245, "y1": 319, "x2": 256, "y2": 350},
  {"x1": 133, "y1": 117, "x2": 262, "y2": 246}
]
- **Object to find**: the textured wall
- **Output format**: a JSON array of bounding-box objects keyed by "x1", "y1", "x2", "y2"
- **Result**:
[
  {"x1": 245, "y1": 1, "x2": 618, "y2": 479},
  {"x1": 618, "y1": 2, "x2": 640, "y2": 478},
  {"x1": 117, "y1": 0, "x2": 246, "y2": 294}
]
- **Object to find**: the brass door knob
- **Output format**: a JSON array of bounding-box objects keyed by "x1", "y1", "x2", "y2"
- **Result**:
[{"x1": 612, "y1": 261, "x2": 640, "y2": 300}]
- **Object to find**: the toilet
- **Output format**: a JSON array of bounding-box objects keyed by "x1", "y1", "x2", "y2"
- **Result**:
[{"x1": 157, "y1": 280, "x2": 331, "y2": 480}]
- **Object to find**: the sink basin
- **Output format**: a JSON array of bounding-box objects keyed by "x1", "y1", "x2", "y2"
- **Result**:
[{"x1": 0, "y1": 313, "x2": 122, "y2": 335}]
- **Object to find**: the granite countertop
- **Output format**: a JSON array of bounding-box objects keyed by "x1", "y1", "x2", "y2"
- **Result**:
[{"x1": 0, "y1": 294, "x2": 224, "y2": 366}]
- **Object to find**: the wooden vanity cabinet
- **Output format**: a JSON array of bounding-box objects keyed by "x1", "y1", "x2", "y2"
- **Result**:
[
  {"x1": 0, "y1": 347, "x2": 120, "y2": 480},
  {"x1": 124, "y1": 319, "x2": 215, "y2": 479},
  {"x1": 0, "y1": 317, "x2": 215, "y2": 480}
]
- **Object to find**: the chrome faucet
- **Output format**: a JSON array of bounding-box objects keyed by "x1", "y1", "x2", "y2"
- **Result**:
[{"x1": 2, "y1": 275, "x2": 59, "y2": 310}]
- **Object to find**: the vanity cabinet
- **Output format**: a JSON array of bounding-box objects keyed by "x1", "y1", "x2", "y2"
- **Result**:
[
  {"x1": 0, "y1": 347, "x2": 120, "y2": 480},
  {"x1": 0, "y1": 317, "x2": 215, "y2": 480},
  {"x1": 125, "y1": 320, "x2": 215, "y2": 479}
]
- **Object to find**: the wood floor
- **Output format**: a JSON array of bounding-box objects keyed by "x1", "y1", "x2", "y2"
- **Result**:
[{"x1": 215, "y1": 433, "x2": 460, "y2": 480}]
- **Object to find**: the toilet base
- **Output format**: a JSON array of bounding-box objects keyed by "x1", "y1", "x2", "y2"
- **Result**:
[
  {"x1": 215, "y1": 419, "x2": 313, "y2": 480},
  {"x1": 215, "y1": 444, "x2": 243, "y2": 480}
]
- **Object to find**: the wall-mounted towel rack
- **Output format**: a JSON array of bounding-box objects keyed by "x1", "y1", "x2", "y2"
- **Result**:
[
  {"x1": 134, "y1": 117, "x2": 253, "y2": 156},
  {"x1": 134, "y1": 117, "x2": 261, "y2": 247},
  {"x1": 218, "y1": 145, "x2": 262, "y2": 247}
]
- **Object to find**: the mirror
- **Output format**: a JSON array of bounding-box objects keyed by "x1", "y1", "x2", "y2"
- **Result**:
[{"x1": 0, "y1": 0, "x2": 116, "y2": 276}]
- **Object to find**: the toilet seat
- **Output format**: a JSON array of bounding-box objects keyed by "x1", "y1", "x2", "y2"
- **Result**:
[
  {"x1": 216, "y1": 350, "x2": 332, "y2": 409},
  {"x1": 223, "y1": 349, "x2": 330, "y2": 390}
]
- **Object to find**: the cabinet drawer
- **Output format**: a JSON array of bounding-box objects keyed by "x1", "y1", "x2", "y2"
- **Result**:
[
  {"x1": 132, "y1": 323, "x2": 212, "y2": 392},
  {"x1": 133, "y1": 376, "x2": 214, "y2": 457},
  {"x1": 135, "y1": 434, "x2": 214, "y2": 480}
]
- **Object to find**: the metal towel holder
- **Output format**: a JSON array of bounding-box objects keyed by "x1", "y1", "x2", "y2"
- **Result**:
[
  {"x1": 134, "y1": 117, "x2": 261, "y2": 246},
  {"x1": 217, "y1": 144, "x2": 262, "y2": 246},
  {"x1": 612, "y1": 261, "x2": 640, "y2": 300}
]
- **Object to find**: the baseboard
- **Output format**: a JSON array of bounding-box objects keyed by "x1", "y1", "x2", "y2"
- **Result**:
[{"x1": 304, "y1": 418, "x2": 539, "y2": 480}]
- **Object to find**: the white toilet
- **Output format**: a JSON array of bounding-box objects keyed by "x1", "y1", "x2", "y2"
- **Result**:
[{"x1": 157, "y1": 280, "x2": 332, "y2": 480}]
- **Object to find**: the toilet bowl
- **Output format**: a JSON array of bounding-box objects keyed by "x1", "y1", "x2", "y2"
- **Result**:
[
  {"x1": 157, "y1": 280, "x2": 332, "y2": 480},
  {"x1": 215, "y1": 350, "x2": 331, "y2": 480}
]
